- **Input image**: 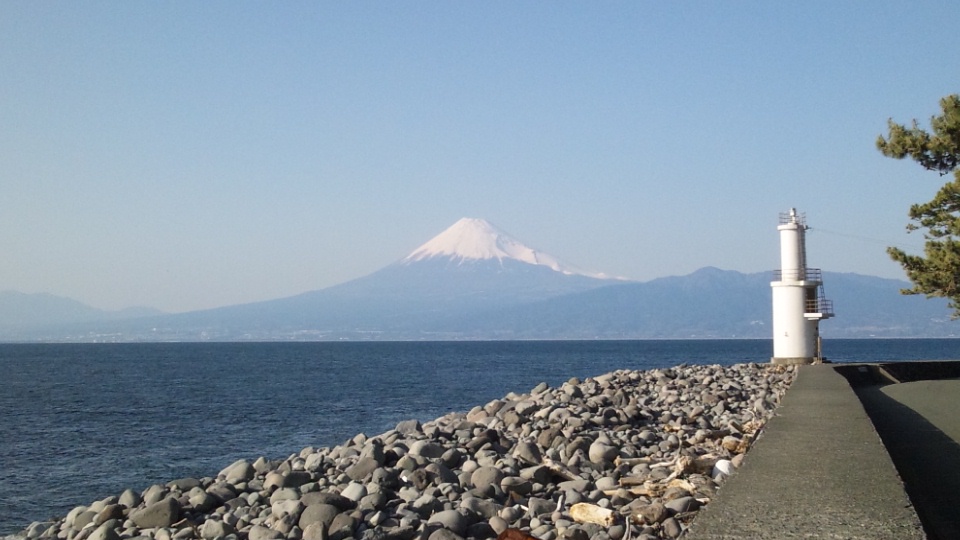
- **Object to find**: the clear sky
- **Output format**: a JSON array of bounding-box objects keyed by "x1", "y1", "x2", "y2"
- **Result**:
[{"x1": 2, "y1": 2, "x2": 959, "y2": 313}]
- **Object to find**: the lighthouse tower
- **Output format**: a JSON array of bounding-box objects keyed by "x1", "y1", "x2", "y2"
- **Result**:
[{"x1": 771, "y1": 209, "x2": 834, "y2": 364}]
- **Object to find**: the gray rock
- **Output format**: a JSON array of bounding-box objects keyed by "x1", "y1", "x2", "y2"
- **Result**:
[
  {"x1": 470, "y1": 466, "x2": 504, "y2": 492},
  {"x1": 662, "y1": 517, "x2": 683, "y2": 538},
  {"x1": 513, "y1": 440, "x2": 542, "y2": 465},
  {"x1": 425, "y1": 462, "x2": 459, "y2": 486},
  {"x1": 498, "y1": 506, "x2": 523, "y2": 523},
  {"x1": 168, "y1": 478, "x2": 202, "y2": 491},
  {"x1": 427, "y1": 510, "x2": 468, "y2": 536},
  {"x1": 408, "y1": 440, "x2": 445, "y2": 459},
  {"x1": 561, "y1": 527, "x2": 589, "y2": 540},
  {"x1": 200, "y1": 519, "x2": 237, "y2": 540},
  {"x1": 359, "y1": 492, "x2": 387, "y2": 512},
  {"x1": 272, "y1": 498, "x2": 305, "y2": 518},
  {"x1": 427, "y1": 528, "x2": 464, "y2": 540},
  {"x1": 664, "y1": 496, "x2": 700, "y2": 514},
  {"x1": 130, "y1": 497, "x2": 180, "y2": 529},
  {"x1": 273, "y1": 512, "x2": 299, "y2": 535},
  {"x1": 65, "y1": 505, "x2": 89, "y2": 528},
  {"x1": 405, "y1": 468, "x2": 431, "y2": 490},
  {"x1": 500, "y1": 477, "x2": 532, "y2": 497},
  {"x1": 73, "y1": 510, "x2": 97, "y2": 530},
  {"x1": 532, "y1": 524, "x2": 553, "y2": 538},
  {"x1": 301, "y1": 522, "x2": 328, "y2": 540},
  {"x1": 87, "y1": 523, "x2": 120, "y2": 540},
  {"x1": 248, "y1": 525, "x2": 284, "y2": 540},
  {"x1": 299, "y1": 503, "x2": 341, "y2": 530},
  {"x1": 346, "y1": 457, "x2": 380, "y2": 481},
  {"x1": 395, "y1": 420, "x2": 422, "y2": 435},
  {"x1": 557, "y1": 479, "x2": 591, "y2": 492},
  {"x1": 538, "y1": 426, "x2": 563, "y2": 449},
  {"x1": 270, "y1": 487, "x2": 300, "y2": 503},
  {"x1": 340, "y1": 481, "x2": 367, "y2": 502},
  {"x1": 93, "y1": 504, "x2": 124, "y2": 526},
  {"x1": 219, "y1": 460, "x2": 255, "y2": 484},
  {"x1": 188, "y1": 490, "x2": 218, "y2": 513},
  {"x1": 118, "y1": 489, "x2": 141, "y2": 509},
  {"x1": 411, "y1": 494, "x2": 443, "y2": 517},
  {"x1": 384, "y1": 525, "x2": 418, "y2": 540},
  {"x1": 595, "y1": 476, "x2": 618, "y2": 491},
  {"x1": 263, "y1": 472, "x2": 286, "y2": 491},
  {"x1": 527, "y1": 497, "x2": 554, "y2": 517},
  {"x1": 304, "y1": 452, "x2": 327, "y2": 472},
  {"x1": 588, "y1": 441, "x2": 618, "y2": 464},
  {"x1": 519, "y1": 465, "x2": 552, "y2": 484},
  {"x1": 301, "y1": 492, "x2": 354, "y2": 511},
  {"x1": 488, "y1": 516, "x2": 508, "y2": 535},
  {"x1": 327, "y1": 513, "x2": 357, "y2": 540},
  {"x1": 459, "y1": 497, "x2": 501, "y2": 519},
  {"x1": 515, "y1": 400, "x2": 539, "y2": 417},
  {"x1": 23, "y1": 520, "x2": 55, "y2": 540},
  {"x1": 253, "y1": 456, "x2": 273, "y2": 474},
  {"x1": 283, "y1": 471, "x2": 313, "y2": 488},
  {"x1": 142, "y1": 484, "x2": 168, "y2": 506},
  {"x1": 440, "y1": 448, "x2": 464, "y2": 468},
  {"x1": 206, "y1": 483, "x2": 236, "y2": 503},
  {"x1": 359, "y1": 442, "x2": 385, "y2": 465}
]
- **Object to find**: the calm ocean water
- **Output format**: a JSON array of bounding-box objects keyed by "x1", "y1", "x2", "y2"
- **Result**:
[{"x1": 2, "y1": 339, "x2": 959, "y2": 534}]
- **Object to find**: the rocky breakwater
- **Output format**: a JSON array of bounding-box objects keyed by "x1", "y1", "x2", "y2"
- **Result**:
[{"x1": 14, "y1": 363, "x2": 796, "y2": 540}]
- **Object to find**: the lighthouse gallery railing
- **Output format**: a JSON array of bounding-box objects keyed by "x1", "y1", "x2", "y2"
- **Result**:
[
  {"x1": 772, "y1": 268, "x2": 823, "y2": 282},
  {"x1": 772, "y1": 268, "x2": 834, "y2": 317}
]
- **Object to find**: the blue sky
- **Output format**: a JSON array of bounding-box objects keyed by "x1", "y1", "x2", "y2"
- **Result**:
[{"x1": 2, "y1": 2, "x2": 958, "y2": 312}]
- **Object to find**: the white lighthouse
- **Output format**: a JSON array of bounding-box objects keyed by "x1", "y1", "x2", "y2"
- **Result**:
[{"x1": 771, "y1": 209, "x2": 834, "y2": 364}]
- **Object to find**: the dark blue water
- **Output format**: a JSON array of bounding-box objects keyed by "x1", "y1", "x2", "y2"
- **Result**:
[{"x1": 2, "y1": 339, "x2": 958, "y2": 534}]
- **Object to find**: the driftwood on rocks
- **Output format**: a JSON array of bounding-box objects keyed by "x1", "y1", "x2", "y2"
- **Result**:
[
  {"x1": 569, "y1": 502, "x2": 616, "y2": 527},
  {"x1": 541, "y1": 457, "x2": 580, "y2": 482}
]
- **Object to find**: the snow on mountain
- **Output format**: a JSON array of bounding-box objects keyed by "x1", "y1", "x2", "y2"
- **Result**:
[{"x1": 402, "y1": 218, "x2": 609, "y2": 278}]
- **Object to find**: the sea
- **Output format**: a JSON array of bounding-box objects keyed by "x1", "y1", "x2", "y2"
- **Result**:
[{"x1": 3, "y1": 338, "x2": 959, "y2": 535}]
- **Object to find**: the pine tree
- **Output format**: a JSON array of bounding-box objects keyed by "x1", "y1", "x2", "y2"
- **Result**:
[{"x1": 879, "y1": 95, "x2": 960, "y2": 316}]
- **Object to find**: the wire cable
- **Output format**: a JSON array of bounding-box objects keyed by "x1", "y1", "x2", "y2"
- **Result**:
[{"x1": 811, "y1": 227, "x2": 925, "y2": 252}]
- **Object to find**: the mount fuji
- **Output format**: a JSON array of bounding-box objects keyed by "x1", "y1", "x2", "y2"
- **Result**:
[
  {"x1": 401, "y1": 218, "x2": 609, "y2": 278},
  {"x1": 73, "y1": 218, "x2": 619, "y2": 340}
]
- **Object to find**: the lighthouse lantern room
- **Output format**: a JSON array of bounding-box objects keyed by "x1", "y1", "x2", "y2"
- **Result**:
[{"x1": 771, "y1": 209, "x2": 834, "y2": 364}]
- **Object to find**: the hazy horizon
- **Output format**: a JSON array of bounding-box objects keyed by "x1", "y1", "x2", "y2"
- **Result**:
[{"x1": 3, "y1": 3, "x2": 958, "y2": 312}]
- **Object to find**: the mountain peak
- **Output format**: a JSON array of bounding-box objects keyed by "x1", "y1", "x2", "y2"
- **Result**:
[{"x1": 401, "y1": 218, "x2": 605, "y2": 278}]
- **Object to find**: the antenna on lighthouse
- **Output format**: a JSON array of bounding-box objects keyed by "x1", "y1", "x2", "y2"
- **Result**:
[{"x1": 771, "y1": 208, "x2": 834, "y2": 364}]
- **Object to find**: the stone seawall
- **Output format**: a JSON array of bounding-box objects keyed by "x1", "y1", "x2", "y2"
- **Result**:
[{"x1": 11, "y1": 363, "x2": 796, "y2": 540}]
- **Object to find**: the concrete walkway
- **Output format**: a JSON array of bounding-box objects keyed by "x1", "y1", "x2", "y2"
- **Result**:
[
  {"x1": 856, "y1": 378, "x2": 960, "y2": 538},
  {"x1": 684, "y1": 364, "x2": 925, "y2": 539}
]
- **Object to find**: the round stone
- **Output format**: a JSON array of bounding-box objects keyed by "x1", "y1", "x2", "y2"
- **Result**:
[
  {"x1": 340, "y1": 482, "x2": 367, "y2": 502},
  {"x1": 299, "y1": 503, "x2": 340, "y2": 530},
  {"x1": 129, "y1": 497, "x2": 180, "y2": 529},
  {"x1": 488, "y1": 516, "x2": 508, "y2": 535},
  {"x1": 428, "y1": 509, "x2": 469, "y2": 536},
  {"x1": 470, "y1": 466, "x2": 504, "y2": 492}
]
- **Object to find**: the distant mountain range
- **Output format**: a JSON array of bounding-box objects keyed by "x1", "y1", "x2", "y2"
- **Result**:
[
  {"x1": 1, "y1": 218, "x2": 955, "y2": 341},
  {"x1": 0, "y1": 291, "x2": 162, "y2": 338}
]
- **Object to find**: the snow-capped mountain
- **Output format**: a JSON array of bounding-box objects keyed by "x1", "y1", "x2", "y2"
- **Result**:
[
  {"x1": 402, "y1": 218, "x2": 608, "y2": 278},
  {"x1": 29, "y1": 218, "x2": 617, "y2": 340}
]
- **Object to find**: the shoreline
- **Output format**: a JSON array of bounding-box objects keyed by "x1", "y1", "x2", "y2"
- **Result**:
[{"x1": 10, "y1": 362, "x2": 795, "y2": 540}]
